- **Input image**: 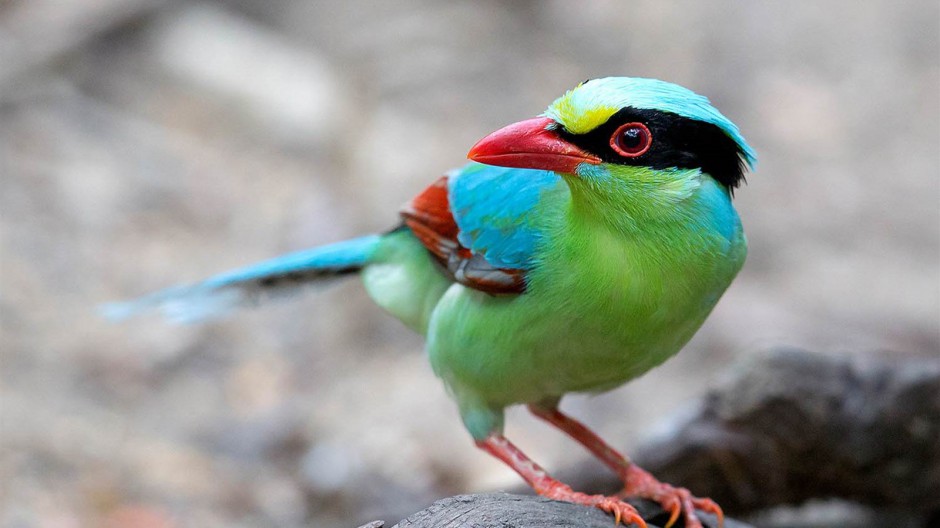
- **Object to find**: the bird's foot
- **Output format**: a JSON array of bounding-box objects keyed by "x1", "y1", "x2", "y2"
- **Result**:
[
  {"x1": 539, "y1": 480, "x2": 647, "y2": 527},
  {"x1": 476, "y1": 433, "x2": 646, "y2": 526},
  {"x1": 617, "y1": 465, "x2": 723, "y2": 528}
]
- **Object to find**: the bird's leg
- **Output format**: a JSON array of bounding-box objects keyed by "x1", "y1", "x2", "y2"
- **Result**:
[
  {"x1": 476, "y1": 433, "x2": 647, "y2": 527},
  {"x1": 527, "y1": 404, "x2": 723, "y2": 528}
]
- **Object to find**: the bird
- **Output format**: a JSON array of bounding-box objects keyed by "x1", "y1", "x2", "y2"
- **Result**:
[{"x1": 106, "y1": 76, "x2": 756, "y2": 528}]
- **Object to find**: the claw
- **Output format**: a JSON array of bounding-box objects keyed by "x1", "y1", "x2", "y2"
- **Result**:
[
  {"x1": 661, "y1": 497, "x2": 681, "y2": 528},
  {"x1": 691, "y1": 497, "x2": 724, "y2": 528},
  {"x1": 593, "y1": 496, "x2": 646, "y2": 527},
  {"x1": 543, "y1": 487, "x2": 646, "y2": 527},
  {"x1": 620, "y1": 466, "x2": 721, "y2": 528}
]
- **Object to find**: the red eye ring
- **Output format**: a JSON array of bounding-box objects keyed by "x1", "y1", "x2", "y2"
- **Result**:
[{"x1": 610, "y1": 122, "x2": 652, "y2": 158}]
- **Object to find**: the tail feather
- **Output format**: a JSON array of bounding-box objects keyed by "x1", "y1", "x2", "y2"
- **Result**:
[{"x1": 102, "y1": 234, "x2": 382, "y2": 323}]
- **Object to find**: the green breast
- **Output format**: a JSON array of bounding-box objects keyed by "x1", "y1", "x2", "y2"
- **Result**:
[{"x1": 425, "y1": 177, "x2": 746, "y2": 408}]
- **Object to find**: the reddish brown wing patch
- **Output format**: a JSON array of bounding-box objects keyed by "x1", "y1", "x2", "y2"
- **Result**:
[
  {"x1": 400, "y1": 176, "x2": 458, "y2": 261},
  {"x1": 401, "y1": 176, "x2": 526, "y2": 295}
]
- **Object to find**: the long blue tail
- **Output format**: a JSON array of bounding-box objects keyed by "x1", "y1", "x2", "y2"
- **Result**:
[{"x1": 102, "y1": 234, "x2": 382, "y2": 323}]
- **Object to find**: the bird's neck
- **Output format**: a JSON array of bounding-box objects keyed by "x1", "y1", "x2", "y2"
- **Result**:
[
  {"x1": 563, "y1": 167, "x2": 719, "y2": 236},
  {"x1": 540, "y1": 170, "x2": 744, "y2": 322}
]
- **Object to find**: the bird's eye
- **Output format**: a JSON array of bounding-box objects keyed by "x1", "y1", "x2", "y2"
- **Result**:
[{"x1": 610, "y1": 122, "x2": 652, "y2": 158}]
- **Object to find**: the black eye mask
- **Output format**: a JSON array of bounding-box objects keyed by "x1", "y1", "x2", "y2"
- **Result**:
[{"x1": 558, "y1": 107, "x2": 749, "y2": 191}]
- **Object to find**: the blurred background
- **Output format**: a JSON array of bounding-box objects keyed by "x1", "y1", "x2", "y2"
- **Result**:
[{"x1": 1, "y1": 1, "x2": 937, "y2": 527}]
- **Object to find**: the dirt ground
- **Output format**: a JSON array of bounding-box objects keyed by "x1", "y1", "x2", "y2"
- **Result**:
[{"x1": 2, "y1": 1, "x2": 938, "y2": 527}]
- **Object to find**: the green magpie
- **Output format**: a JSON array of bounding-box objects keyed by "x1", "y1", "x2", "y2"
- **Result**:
[{"x1": 107, "y1": 77, "x2": 756, "y2": 528}]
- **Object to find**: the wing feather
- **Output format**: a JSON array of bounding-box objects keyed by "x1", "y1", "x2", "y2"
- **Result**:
[{"x1": 401, "y1": 163, "x2": 565, "y2": 295}]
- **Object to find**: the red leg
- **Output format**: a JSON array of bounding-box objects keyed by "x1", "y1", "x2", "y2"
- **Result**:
[
  {"x1": 476, "y1": 433, "x2": 647, "y2": 527},
  {"x1": 528, "y1": 404, "x2": 724, "y2": 528}
]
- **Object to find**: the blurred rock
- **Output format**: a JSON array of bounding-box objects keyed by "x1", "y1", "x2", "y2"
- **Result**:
[
  {"x1": 559, "y1": 348, "x2": 940, "y2": 526},
  {"x1": 103, "y1": 505, "x2": 176, "y2": 528},
  {"x1": 748, "y1": 499, "x2": 926, "y2": 528},
  {"x1": 300, "y1": 441, "x2": 362, "y2": 494},
  {"x1": 0, "y1": 0, "x2": 169, "y2": 88},
  {"x1": 146, "y1": 3, "x2": 346, "y2": 147}
]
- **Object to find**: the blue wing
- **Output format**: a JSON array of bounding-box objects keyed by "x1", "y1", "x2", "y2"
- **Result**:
[
  {"x1": 449, "y1": 162, "x2": 566, "y2": 270},
  {"x1": 401, "y1": 162, "x2": 566, "y2": 294}
]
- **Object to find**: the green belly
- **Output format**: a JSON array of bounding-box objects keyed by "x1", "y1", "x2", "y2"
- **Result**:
[{"x1": 424, "y1": 213, "x2": 746, "y2": 438}]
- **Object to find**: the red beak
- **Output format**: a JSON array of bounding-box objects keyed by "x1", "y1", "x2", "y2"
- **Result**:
[{"x1": 467, "y1": 117, "x2": 601, "y2": 174}]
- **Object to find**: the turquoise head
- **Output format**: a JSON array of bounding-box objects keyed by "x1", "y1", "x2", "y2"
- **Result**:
[{"x1": 468, "y1": 77, "x2": 756, "y2": 195}]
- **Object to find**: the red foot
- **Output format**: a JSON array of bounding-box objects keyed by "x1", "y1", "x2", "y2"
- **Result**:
[
  {"x1": 541, "y1": 481, "x2": 646, "y2": 527},
  {"x1": 476, "y1": 434, "x2": 646, "y2": 526},
  {"x1": 619, "y1": 465, "x2": 724, "y2": 528},
  {"x1": 526, "y1": 405, "x2": 723, "y2": 528}
]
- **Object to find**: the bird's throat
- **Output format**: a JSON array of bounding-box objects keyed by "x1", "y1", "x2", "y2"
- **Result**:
[{"x1": 563, "y1": 166, "x2": 705, "y2": 237}]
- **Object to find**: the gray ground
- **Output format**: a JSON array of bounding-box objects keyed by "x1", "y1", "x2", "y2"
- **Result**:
[{"x1": 1, "y1": 1, "x2": 938, "y2": 527}]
